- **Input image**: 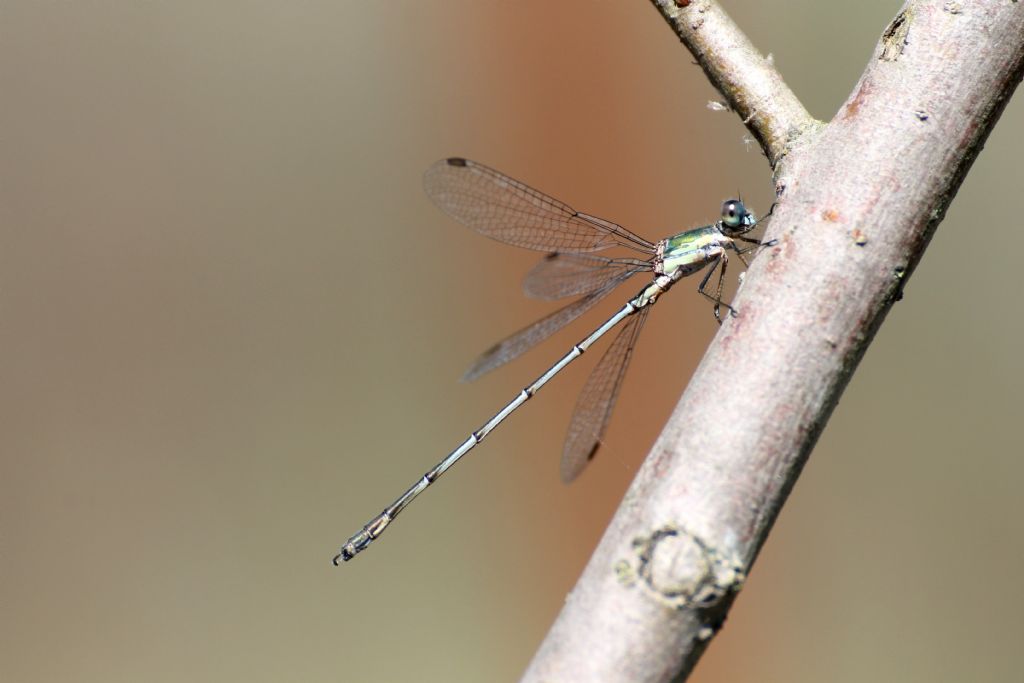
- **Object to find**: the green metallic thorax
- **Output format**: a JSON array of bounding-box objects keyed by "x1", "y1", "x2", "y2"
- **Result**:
[
  {"x1": 660, "y1": 226, "x2": 727, "y2": 277},
  {"x1": 634, "y1": 225, "x2": 731, "y2": 308}
]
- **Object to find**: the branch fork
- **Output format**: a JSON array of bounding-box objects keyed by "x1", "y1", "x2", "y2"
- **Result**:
[{"x1": 523, "y1": 2, "x2": 1024, "y2": 680}]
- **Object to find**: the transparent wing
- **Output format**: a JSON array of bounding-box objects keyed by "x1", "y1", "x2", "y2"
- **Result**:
[
  {"x1": 424, "y1": 158, "x2": 656, "y2": 254},
  {"x1": 462, "y1": 270, "x2": 639, "y2": 382},
  {"x1": 523, "y1": 253, "x2": 652, "y2": 301},
  {"x1": 560, "y1": 307, "x2": 650, "y2": 483}
]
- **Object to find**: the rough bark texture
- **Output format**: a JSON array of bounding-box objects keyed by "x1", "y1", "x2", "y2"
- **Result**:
[
  {"x1": 646, "y1": 0, "x2": 815, "y2": 167},
  {"x1": 522, "y1": 2, "x2": 1024, "y2": 681}
]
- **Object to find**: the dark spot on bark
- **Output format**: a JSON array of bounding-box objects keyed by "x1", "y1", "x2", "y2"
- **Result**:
[{"x1": 881, "y1": 10, "x2": 910, "y2": 62}]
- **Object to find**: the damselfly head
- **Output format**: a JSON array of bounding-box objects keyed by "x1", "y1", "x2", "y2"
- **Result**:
[{"x1": 719, "y1": 199, "x2": 756, "y2": 236}]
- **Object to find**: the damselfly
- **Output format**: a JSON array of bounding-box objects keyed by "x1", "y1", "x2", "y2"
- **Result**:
[{"x1": 334, "y1": 158, "x2": 771, "y2": 564}]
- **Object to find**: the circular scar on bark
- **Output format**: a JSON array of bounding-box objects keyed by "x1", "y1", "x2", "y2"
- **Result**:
[{"x1": 620, "y1": 524, "x2": 746, "y2": 609}]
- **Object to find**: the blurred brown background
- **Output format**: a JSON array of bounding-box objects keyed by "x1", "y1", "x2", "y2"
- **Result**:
[{"x1": 3, "y1": 1, "x2": 1022, "y2": 681}]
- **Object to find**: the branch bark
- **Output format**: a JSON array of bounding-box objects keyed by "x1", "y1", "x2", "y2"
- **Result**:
[
  {"x1": 523, "y1": 2, "x2": 1024, "y2": 681},
  {"x1": 648, "y1": 0, "x2": 816, "y2": 167}
]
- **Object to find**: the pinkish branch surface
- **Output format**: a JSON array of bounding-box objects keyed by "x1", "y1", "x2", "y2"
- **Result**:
[{"x1": 524, "y1": 2, "x2": 1024, "y2": 681}]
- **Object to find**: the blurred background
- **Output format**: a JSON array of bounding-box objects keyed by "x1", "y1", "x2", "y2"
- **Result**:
[{"x1": 3, "y1": 1, "x2": 1022, "y2": 681}]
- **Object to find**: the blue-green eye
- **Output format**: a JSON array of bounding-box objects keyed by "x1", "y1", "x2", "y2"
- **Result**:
[{"x1": 721, "y1": 200, "x2": 745, "y2": 228}]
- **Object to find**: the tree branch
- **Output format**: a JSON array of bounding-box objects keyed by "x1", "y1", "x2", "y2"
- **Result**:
[
  {"x1": 648, "y1": 0, "x2": 816, "y2": 168},
  {"x1": 523, "y1": 1, "x2": 1024, "y2": 681}
]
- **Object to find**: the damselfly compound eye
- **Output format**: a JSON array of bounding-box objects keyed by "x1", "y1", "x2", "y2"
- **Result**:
[{"x1": 721, "y1": 200, "x2": 745, "y2": 229}]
